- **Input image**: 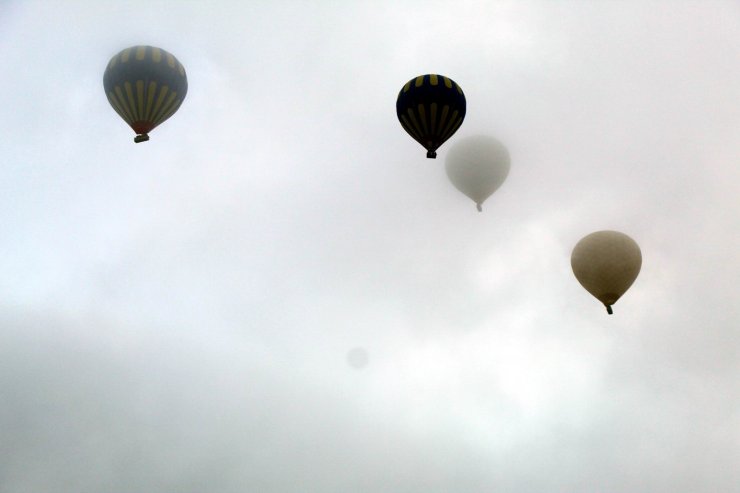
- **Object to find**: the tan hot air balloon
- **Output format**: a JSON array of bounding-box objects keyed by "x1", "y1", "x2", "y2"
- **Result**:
[
  {"x1": 445, "y1": 135, "x2": 510, "y2": 212},
  {"x1": 571, "y1": 231, "x2": 642, "y2": 314}
]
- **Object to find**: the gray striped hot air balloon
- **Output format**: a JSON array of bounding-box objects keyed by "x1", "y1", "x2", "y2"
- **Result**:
[{"x1": 103, "y1": 45, "x2": 187, "y2": 143}]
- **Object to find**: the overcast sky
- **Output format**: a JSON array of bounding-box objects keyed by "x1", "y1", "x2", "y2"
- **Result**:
[{"x1": 1, "y1": 1, "x2": 738, "y2": 492}]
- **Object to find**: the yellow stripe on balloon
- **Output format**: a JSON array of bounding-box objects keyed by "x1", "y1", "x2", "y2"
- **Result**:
[
  {"x1": 166, "y1": 53, "x2": 175, "y2": 68},
  {"x1": 154, "y1": 99, "x2": 182, "y2": 126},
  {"x1": 136, "y1": 46, "x2": 146, "y2": 60},
  {"x1": 152, "y1": 47, "x2": 162, "y2": 63},
  {"x1": 150, "y1": 86, "x2": 169, "y2": 123},
  {"x1": 152, "y1": 93, "x2": 179, "y2": 125},
  {"x1": 145, "y1": 81, "x2": 157, "y2": 120},
  {"x1": 136, "y1": 80, "x2": 145, "y2": 120},
  {"x1": 152, "y1": 91, "x2": 177, "y2": 124},
  {"x1": 400, "y1": 115, "x2": 422, "y2": 142},
  {"x1": 439, "y1": 110, "x2": 459, "y2": 139},
  {"x1": 415, "y1": 75, "x2": 424, "y2": 87},
  {"x1": 436, "y1": 105, "x2": 450, "y2": 135},
  {"x1": 417, "y1": 104, "x2": 428, "y2": 135},
  {"x1": 406, "y1": 108, "x2": 424, "y2": 138},
  {"x1": 107, "y1": 92, "x2": 130, "y2": 125},
  {"x1": 430, "y1": 74, "x2": 438, "y2": 86},
  {"x1": 443, "y1": 77, "x2": 452, "y2": 88},
  {"x1": 124, "y1": 81, "x2": 139, "y2": 121},
  {"x1": 430, "y1": 103, "x2": 437, "y2": 135},
  {"x1": 114, "y1": 87, "x2": 134, "y2": 124},
  {"x1": 121, "y1": 48, "x2": 131, "y2": 63},
  {"x1": 440, "y1": 115, "x2": 462, "y2": 142}
]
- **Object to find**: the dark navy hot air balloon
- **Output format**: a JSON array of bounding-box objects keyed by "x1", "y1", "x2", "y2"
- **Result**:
[
  {"x1": 396, "y1": 74, "x2": 466, "y2": 158},
  {"x1": 103, "y1": 46, "x2": 188, "y2": 143}
]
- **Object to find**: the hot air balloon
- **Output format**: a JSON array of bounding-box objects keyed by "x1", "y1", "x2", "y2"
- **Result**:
[
  {"x1": 445, "y1": 135, "x2": 510, "y2": 212},
  {"x1": 571, "y1": 231, "x2": 642, "y2": 314},
  {"x1": 103, "y1": 46, "x2": 188, "y2": 143},
  {"x1": 396, "y1": 74, "x2": 466, "y2": 158}
]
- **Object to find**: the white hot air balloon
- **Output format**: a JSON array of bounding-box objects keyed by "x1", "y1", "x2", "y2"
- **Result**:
[
  {"x1": 571, "y1": 231, "x2": 642, "y2": 314},
  {"x1": 445, "y1": 135, "x2": 510, "y2": 212}
]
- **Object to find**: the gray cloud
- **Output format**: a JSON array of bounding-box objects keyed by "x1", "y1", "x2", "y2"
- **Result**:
[{"x1": 1, "y1": 1, "x2": 738, "y2": 492}]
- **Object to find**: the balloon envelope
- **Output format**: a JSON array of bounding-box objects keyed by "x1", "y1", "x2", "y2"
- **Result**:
[
  {"x1": 346, "y1": 347, "x2": 369, "y2": 370},
  {"x1": 445, "y1": 136, "x2": 510, "y2": 211},
  {"x1": 103, "y1": 45, "x2": 188, "y2": 143},
  {"x1": 396, "y1": 74, "x2": 466, "y2": 158},
  {"x1": 571, "y1": 231, "x2": 642, "y2": 314}
]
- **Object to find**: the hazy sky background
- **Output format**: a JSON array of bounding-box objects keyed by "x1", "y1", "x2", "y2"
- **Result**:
[{"x1": 1, "y1": 1, "x2": 738, "y2": 492}]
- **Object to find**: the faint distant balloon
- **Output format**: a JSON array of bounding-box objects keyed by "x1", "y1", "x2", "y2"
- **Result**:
[
  {"x1": 571, "y1": 230, "x2": 642, "y2": 314},
  {"x1": 346, "y1": 347, "x2": 369, "y2": 369},
  {"x1": 445, "y1": 135, "x2": 510, "y2": 212}
]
